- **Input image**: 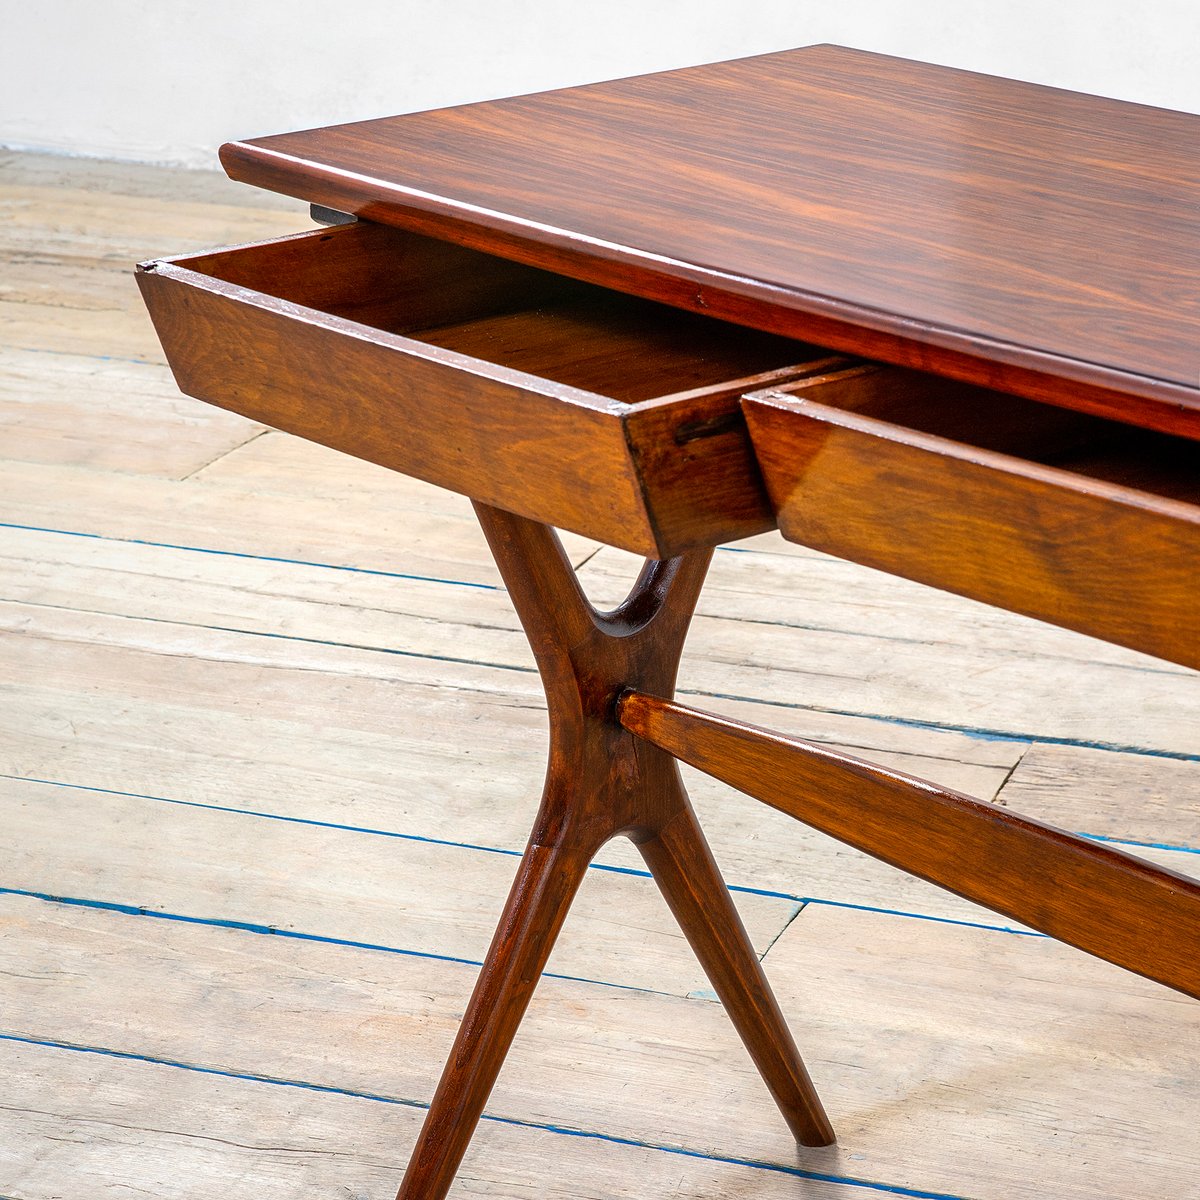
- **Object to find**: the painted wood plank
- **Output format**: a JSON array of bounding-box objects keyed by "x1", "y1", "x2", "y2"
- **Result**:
[
  {"x1": 0, "y1": 153, "x2": 305, "y2": 364},
  {"x1": 5, "y1": 482, "x2": 1195, "y2": 759},
  {"x1": 0, "y1": 460, "x2": 598, "y2": 587},
  {"x1": 0, "y1": 293, "x2": 166, "y2": 364},
  {"x1": 0, "y1": 253, "x2": 275, "y2": 363},
  {"x1": 0, "y1": 1040, "x2": 893, "y2": 1200},
  {"x1": 6, "y1": 599, "x2": 1193, "y2": 949},
  {"x1": 0, "y1": 148, "x2": 300, "y2": 209},
  {"x1": 998, "y1": 742, "x2": 1200, "y2": 849},
  {"x1": 3, "y1": 892, "x2": 1197, "y2": 1200},
  {"x1": 0, "y1": 168, "x2": 303, "y2": 259},
  {"x1": 2, "y1": 603, "x2": 1048, "y2": 931},
  {"x1": 1, "y1": 774, "x2": 801, "y2": 998},
  {"x1": 0, "y1": 523, "x2": 1014, "y2": 787},
  {"x1": 764, "y1": 905, "x2": 1200, "y2": 1200},
  {"x1": 1, "y1": 520, "x2": 1031, "y2": 780},
  {"x1": 1, "y1": 891, "x2": 796, "y2": 1149},
  {"x1": 0, "y1": 346, "x2": 264, "y2": 477}
]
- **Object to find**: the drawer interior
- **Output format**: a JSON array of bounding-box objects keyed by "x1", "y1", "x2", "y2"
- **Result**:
[
  {"x1": 183, "y1": 221, "x2": 825, "y2": 404},
  {"x1": 407, "y1": 292, "x2": 817, "y2": 404},
  {"x1": 804, "y1": 366, "x2": 1200, "y2": 505}
]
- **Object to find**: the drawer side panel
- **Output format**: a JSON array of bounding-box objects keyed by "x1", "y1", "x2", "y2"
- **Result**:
[{"x1": 137, "y1": 265, "x2": 658, "y2": 554}]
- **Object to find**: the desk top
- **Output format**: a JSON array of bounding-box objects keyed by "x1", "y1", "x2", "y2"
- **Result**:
[{"x1": 221, "y1": 45, "x2": 1200, "y2": 438}]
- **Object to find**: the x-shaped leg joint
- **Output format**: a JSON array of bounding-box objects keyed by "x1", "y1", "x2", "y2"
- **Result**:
[{"x1": 395, "y1": 503, "x2": 833, "y2": 1199}]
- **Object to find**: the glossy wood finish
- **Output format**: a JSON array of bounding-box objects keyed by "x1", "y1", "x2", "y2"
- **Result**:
[
  {"x1": 395, "y1": 503, "x2": 832, "y2": 1200},
  {"x1": 131, "y1": 50, "x2": 1200, "y2": 1200},
  {"x1": 618, "y1": 691, "x2": 1200, "y2": 1001},
  {"x1": 221, "y1": 45, "x2": 1200, "y2": 439},
  {"x1": 742, "y1": 365, "x2": 1200, "y2": 669},
  {"x1": 136, "y1": 220, "x2": 843, "y2": 557}
]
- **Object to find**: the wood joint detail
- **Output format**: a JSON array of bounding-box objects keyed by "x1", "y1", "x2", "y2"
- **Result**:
[
  {"x1": 393, "y1": 504, "x2": 834, "y2": 1200},
  {"x1": 617, "y1": 690, "x2": 1200, "y2": 1001}
]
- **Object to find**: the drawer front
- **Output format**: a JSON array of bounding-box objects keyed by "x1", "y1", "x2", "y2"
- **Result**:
[
  {"x1": 138, "y1": 222, "x2": 841, "y2": 558},
  {"x1": 137, "y1": 231, "x2": 652, "y2": 553},
  {"x1": 744, "y1": 367, "x2": 1200, "y2": 669}
]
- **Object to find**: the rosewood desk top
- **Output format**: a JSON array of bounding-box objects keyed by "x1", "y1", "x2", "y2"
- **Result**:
[{"x1": 220, "y1": 44, "x2": 1200, "y2": 439}]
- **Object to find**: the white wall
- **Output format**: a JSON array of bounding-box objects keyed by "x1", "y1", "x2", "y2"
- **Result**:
[{"x1": 3, "y1": 0, "x2": 1198, "y2": 169}]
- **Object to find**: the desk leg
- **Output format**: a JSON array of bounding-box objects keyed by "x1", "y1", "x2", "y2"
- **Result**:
[
  {"x1": 637, "y1": 804, "x2": 835, "y2": 1146},
  {"x1": 395, "y1": 835, "x2": 593, "y2": 1200},
  {"x1": 394, "y1": 505, "x2": 832, "y2": 1200}
]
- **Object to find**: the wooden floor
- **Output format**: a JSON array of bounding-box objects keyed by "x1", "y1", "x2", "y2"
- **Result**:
[{"x1": 1, "y1": 149, "x2": 1198, "y2": 1200}]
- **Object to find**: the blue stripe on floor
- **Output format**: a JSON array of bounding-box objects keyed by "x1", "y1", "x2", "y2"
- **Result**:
[
  {"x1": 4, "y1": 520, "x2": 1195, "y2": 762},
  {"x1": 689, "y1": 688, "x2": 1200, "y2": 763},
  {"x1": 4, "y1": 774, "x2": 1059, "y2": 936},
  {"x1": 0, "y1": 885, "x2": 668, "y2": 996},
  {"x1": 0, "y1": 1032, "x2": 968, "y2": 1198},
  {"x1": 0, "y1": 521, "x2": 500, "y2": 590}
]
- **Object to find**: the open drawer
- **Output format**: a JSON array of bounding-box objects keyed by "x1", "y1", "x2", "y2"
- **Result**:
[
  {"x1": 137, "y1": 220, "x2": 849, "y2": 557},
  {"x1": 743, "y1": 364, "x2": 1200, "y2": 669}
]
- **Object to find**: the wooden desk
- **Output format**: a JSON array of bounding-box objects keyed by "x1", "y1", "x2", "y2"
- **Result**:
[{"x1": 137, "y1": 45, "x2": 1199, "y2": 1199}]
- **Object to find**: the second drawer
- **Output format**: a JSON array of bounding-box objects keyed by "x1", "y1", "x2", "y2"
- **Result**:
[{"x1": 743, "y1": 364, "x2": 1200, "y2": 668}]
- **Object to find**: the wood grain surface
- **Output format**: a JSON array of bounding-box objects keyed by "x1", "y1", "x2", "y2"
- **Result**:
[
  {"x1": 743, "y1": 367, "x2": 1200, "y2": 669},
  {"x1": 221, "y1": 45, "x2": 1200, "y2": 438},
  {"x1": 10, "y1": 149, "x2": 1199, "y2": 1200}
]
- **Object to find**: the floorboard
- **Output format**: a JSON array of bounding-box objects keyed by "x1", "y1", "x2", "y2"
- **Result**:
[{"x1": 2, "y1": 149, "x2": 1197, "y2": 1200}]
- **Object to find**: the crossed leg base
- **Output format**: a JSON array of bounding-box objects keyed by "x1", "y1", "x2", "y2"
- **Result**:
[{"x1": 394, "y1": 503, "x2": 833, "y2": 1200}]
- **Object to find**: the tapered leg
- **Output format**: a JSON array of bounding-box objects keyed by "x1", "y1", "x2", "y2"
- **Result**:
[
  {"x1": 395, "y1": 836, "x2": 593, "y2": 1200},
  {"x1": 636, "y1": 794, "x2": 836, "y2": 1146},
  {"x1": 395, "y1": 504, "x2": 833, "y2": 1198}
]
